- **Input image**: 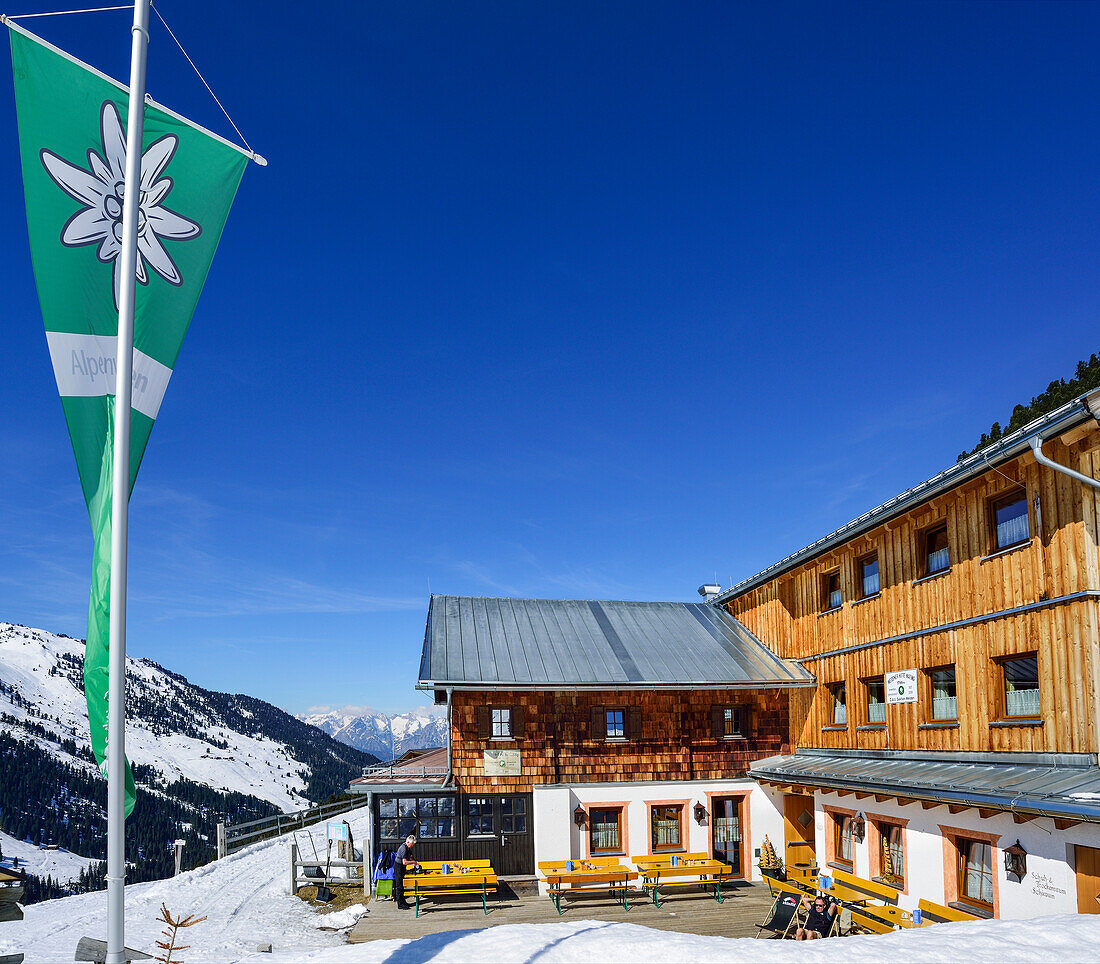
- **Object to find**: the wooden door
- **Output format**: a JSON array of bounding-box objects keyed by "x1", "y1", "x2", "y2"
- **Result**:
[
  {"x1": 783, "y1": 794, "x2": 817, "y2": 873},
  {"x1": 1077, "y1": 845, "x2": 1100, "y2": 914},
  {"x1": 711, "y1": 797, "x2": 743, "y2": 876}
]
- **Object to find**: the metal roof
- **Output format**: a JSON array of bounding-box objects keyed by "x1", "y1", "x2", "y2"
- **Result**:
[
  {"x1": 749, "y1": 749, "x2": 1100, "y2": 823},
  {"x1": 418, "y1": 596, "x2": 814, "y2": 689},
  {"x1": 714, "y1": 388, "x2": 1100, "y2": 605}
]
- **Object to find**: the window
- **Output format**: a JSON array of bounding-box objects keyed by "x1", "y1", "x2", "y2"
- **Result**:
[
  {"x1": 1000, "y1": 654, "x2": 1040, "y2": 718},
  {"x1": 651, "y1": 804, "x2": 683, "y2": 851},
  {"x1": 833, "y1": 813, "x2": 854, "y2": 870},
  {"x1": 711, "y1": 704, "x2": 747, "y2": 739},
  {"x1": 491, "y1": 707, "x2": 512, "y2": 739},
  {"x1": 379, "y1": 795, "x2": 455, "y2": 840},
  {"x1": 822, "y1": 571, "x2": 841, "y2": 611},
  {"x1": 859, "y1": 553, "x2": 880, "y2": 598},
  {"x1": 467, "y1": 797, "x2": 494, "y2": 835},
  {"x1": 865, "y1": 677, "x2": 885, "y2": 724},
  {"x1": 605, "y1": 708, "x2": 625, "y2": 739},
  {"x1": 991, "y1": 490, "x2": 1029, "y2": 550},
  {"x1": 723, "y1": 707, "x2": 743, "y2": 738},
  {"x1": 924, "y1": 523, "x2": 950, "y2": 576},
  {"x1": 927, "y1": 666, "x2": 957, "y2": 721},
  {"x1": 590, "y1": 808, "x2": 623, "y2": 854},
  {"x1": 958, "y1": 838, "x2": 994, "y2": 910},
  {"x1": 501, "y1": 796, "x2": 526, "y2": 834},
  {"x1": 878, "y1": 822, "x2": 904, "y2": 887},
  {"x1": 830, "y1": 682, "x2": 847, "y2": 726}
]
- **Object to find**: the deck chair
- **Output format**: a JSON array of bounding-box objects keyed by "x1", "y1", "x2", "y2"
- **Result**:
[
  {"x1": 756, "y1": 887, "x2": 804, "y2": 939},
  {"x1": 831, "y1": 906, "x2": 853, "y2": 937}
]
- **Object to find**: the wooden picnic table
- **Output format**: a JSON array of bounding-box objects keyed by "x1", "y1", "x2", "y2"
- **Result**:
[
  {"x1": 407, "y1": 864, "x2": 498, "y2": 918},
  {"x1": 634, "y1": 858, "x2": 733, "y2": 907},
  {"x1": 539, "y1": 861, "x2": 638, "y2": 915}
]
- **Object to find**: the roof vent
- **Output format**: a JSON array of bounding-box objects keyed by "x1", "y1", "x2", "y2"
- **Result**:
[{"x1": 698, "y1": 583, "x2": 722, "y2": 602}]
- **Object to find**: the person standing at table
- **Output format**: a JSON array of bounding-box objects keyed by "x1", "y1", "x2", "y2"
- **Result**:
[{"x1": 394, "y1": 833, "x2": 420, "y2": 910}]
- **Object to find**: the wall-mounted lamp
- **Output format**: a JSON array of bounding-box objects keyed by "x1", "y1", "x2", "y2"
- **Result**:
[
  {"x1": 852, "y1": 812, "x2": 866, "y2": 843},
  {"x1": 573, "y1": 805, "x2": 587, "y2": 827},
  {"x1": 1004, "y1": 839, "x2": 1027, "y2": 880},
  {"x1": 693, "y1": 801, "x2": 708, "y2": 823}
]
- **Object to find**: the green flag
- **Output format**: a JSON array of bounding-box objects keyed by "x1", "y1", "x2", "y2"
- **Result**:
[{"x1": 9, "y1": 23, "x2": 250, "y2": 815}]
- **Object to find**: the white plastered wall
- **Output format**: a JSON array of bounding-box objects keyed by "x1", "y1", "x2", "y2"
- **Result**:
[
  {"x1": 813, "y1": 789, "x2": 1100, "y2": 919},
  {"x1": 532, "y1": 778, "x2": 784, "y2": 893}
]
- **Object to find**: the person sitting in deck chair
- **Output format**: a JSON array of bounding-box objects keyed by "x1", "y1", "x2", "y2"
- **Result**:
[{"x1": 796, "y1": 895, "x2": 838, "y2": 940}]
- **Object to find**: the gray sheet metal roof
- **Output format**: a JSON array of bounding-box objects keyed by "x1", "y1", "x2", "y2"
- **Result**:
[
  {"x1": 749, "y1": 749, "x2": 1100, "y2": 823},
  {"x1": 715, "y1": 388, "x2": 1100, "y2": 606},
  {"x1": 418, "y1": 596, "x2": 815, "y2": 689}
]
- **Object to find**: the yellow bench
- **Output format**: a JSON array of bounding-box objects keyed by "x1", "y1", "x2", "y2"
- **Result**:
[
  {"x1": 851, "y1": 906, "x2": 895, "y2": 935},
  {"x1": 540, "y1": 862, "x2": 638, "y2": 915},
  {"x1": 632, "y1": 854, "x2": 732, "y2": 907},
  {"x1": 408, "y1": 868, "x2": 498, "y2": 918},
  {"x1": 917, "y1": 897, "x2": 981, "y2": 923},
  {"x1": 829, "y1": 868, "x2": 899, "y2": 906}
]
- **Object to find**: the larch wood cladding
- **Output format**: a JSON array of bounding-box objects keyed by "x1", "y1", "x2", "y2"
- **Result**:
[
  {"x1": 451, "y1": 689, "x2": 791, "y2": 794},
  {"x1": 725, "y1": 429, "x2": 1100, "y2": 755}
]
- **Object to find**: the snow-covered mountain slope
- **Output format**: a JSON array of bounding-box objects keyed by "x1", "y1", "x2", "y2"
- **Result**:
[
  {"x1": 0, "y1": 622, "x2": 373, "y2": 812},
  {"x1": 298, "y1": 707, "x2": 447, "y2": 759},
  {"x1": 0, "y1": 830, "x2": 97, "y2": 885},
  {"x1": 4, "y1": 804, "x2": 1100, "y2": 963}
]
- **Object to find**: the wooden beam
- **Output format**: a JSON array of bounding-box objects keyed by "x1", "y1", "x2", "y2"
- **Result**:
[
  {"x1": 921, "y1": 800, "x2": 939, "y2": 810},
  {"x1": 948, "y1": 804, "x2": 969, "y2": 814},
  {"x1": 855, "y1": 792, "x2": 871, "y2": 800},
  {"x1": 1054, "y1": 818, "x2": 1080, "y2": 830},
  {"x1": 1012, "y1": 812, "x2": 1037, "y2": 825},
  {"x1": 978, "y1": 808, "x2": 1000, "y2": 819},
  {"x1": 834, "y1": 790, "x2": 853, "y2": 798},
  {"x1": 874, "y1": 794, "x2": 892, "y2": 803}
]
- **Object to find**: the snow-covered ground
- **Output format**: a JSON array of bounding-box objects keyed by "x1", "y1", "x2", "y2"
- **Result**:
[
  {"x1": 5, "y1": 804, "x2": 1100, "y2": 963},
  {"x1": 0, "y1": 831, "x2": 97, "y2": 885}
]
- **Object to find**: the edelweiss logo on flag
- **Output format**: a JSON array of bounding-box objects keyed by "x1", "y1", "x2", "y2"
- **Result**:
[{"x1": 40, "y1": 100, "x2": 202, "y2": 310}]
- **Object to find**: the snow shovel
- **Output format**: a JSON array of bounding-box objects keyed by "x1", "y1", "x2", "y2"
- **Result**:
[{"x1": 316, "y1": 838, "x2": 336, "y2": 903}]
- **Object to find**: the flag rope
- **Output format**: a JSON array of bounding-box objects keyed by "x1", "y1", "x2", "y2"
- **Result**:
[
  {"x1": 150, "y1": 2, "x2": 257, "y2": 158},
  {"x1": 5, "y1": 5, "x2": 131, "y2": 18}
]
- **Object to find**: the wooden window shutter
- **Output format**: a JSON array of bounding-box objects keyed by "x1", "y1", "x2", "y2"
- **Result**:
[
  {"x1": 591, "y1": 705, "x2": 606, "y2": 741},
  {"x1": 511, "y1": 705, "x2": 525, "y2": 738},
  {"x1": 710, "y1": 705, "x2": 724, "y2": 739},
  {"x1": 627, "y1": 707, "x2": 643, "y2": 741},
  {"x1": 477, "y1": 706, "x2": 491, "y2": 739},
  {"x1": 740, "y1": 704, "x2": 755, "y2": 738}
]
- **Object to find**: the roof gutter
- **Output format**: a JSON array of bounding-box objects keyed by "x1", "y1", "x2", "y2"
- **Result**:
[
  {"x1": 1029, "y1": 435, "x2": 1100, "y2": 493},
  {"x1": 715, "y1": 389, "x2": 1100, "y2": 606},
  {"x1": 749, "y1": 766, "x2": 1100, "y2": 825},
  {"x1": 417, "y1": 679, "x2": 815, "y2": 692}
]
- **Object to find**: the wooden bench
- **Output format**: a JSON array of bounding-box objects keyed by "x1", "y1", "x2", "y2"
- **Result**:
[
  {"x1": 408, "y1": 869, "x2": 498, "y2": 918},
  {"x1": 829, "y1": 868, "x2": 899, "y2": 906},
  {"x1": 917, "y1": 897, "x2": 981, "y2": 923},
  {"x1": 850, "y1": 906, "x2": 895, "y2": 935},
  {"x1": 540, "y1": 865, "x2": 638, "y2": 915},
  {"x1": 632, "y1": 854, "x2": 732, "y2": 907}
]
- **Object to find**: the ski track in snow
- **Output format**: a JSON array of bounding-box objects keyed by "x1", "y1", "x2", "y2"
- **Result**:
[{"x1": 5, "y1": 805, "x2": 1100, "y2": 963}]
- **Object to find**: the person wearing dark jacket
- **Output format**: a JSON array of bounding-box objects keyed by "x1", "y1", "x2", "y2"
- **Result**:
[{"x1": 393, "y1": 833, "x2": 419, "y2": 910}]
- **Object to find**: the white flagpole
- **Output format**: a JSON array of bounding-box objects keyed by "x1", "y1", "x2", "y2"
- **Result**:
[{"x1": 107, "y1": 1, "x2": 150, "y2": 961}]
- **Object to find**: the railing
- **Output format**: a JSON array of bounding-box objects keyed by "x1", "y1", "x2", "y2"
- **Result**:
[
  {"x1": 217, "y1": 796, "x2": 366, "y2": 858},
  {"x1": 358, "y1": 762, "x2": 449, "y2": 780},
  {"x1": 289, "y1": 841, "x2": 368, "y2": 896}
]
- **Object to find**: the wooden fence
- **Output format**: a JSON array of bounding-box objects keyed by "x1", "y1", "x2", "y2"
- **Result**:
[{"x1": 217, "y1": 796, "x2": 366, "y2": 858}]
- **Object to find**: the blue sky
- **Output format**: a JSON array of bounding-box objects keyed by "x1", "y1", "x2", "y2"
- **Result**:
[{"x1": 1, "y1": 1, "x2": 1096, "y2": 715}]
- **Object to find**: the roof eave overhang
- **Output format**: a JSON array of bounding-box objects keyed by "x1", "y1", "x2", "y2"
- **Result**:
[
  {"x1": 715, "y1": 390, "x2": 1100, "y2": 606},
  {"x1": 417, "y1": 678, "x2": 815, "y2": 692},
  {"x1": 749, "y1": 765, "x2": 1100, "y2": 824}
]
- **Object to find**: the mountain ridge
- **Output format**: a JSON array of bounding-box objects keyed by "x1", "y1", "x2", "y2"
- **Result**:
[{"x1": 298, "y1": 706, "x2": 447, "y2": 759}]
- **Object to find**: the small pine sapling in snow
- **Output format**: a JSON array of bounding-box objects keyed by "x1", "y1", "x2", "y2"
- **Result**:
[{"x1": 153, "y1": 902, "x2": 207, "y2": 964}]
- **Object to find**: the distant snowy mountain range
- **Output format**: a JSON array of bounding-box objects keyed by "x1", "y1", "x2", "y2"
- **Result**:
[{"x1": 298, "y1": 707, "x2": 447, "y2": 760}]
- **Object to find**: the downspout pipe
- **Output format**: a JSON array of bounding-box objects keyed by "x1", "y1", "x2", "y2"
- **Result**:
[
  {"x1": 443, "y1": 686, "x2": 454, "y2": 789},
  {"x1": 1030, "y1": 436, "x2": 1100, "y2": 493}
]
